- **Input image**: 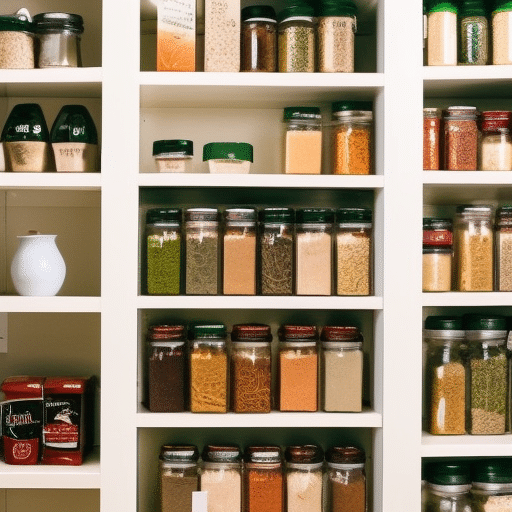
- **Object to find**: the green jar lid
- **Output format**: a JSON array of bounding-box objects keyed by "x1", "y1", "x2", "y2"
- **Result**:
[
  {"x1": 336, "y1": 208, "x2": 372, "y2": 223},
  {"x1": 427, "y1": 463, "x2": 471, "y2": 486},
  {"x1": 153, "y1": 139, "x2": 193, "y2": 157},
  {"x1": 296, "y1": 208, "x2": 334, "y2": 223},
  {"x1": 259, "y1": 207, "x2": 294, "y2": 223},
  {"x1": 242, "y1": 5, "x2": 277, "y2": 21},
  {"x1": 424, "y1": 315, "x2": 463, "y2": 330},
  {"x1": 32, "y1": 12, "x2": 84, "y2": 34},
  {"x1": 146, "y1": 208, "x2": 182, "y2": 224},
  {"x1": 0, "y1": 15, "x2": 33, "y2": 32},
  {"x1": 203, "y1": 142, "x2": 253, "y2": 163},
  {"x1": 50, "y1": 105, "x2": 98, "y2": 144},
  {"x1": 191, "y1": 324, "x2": 227, "y2": 339},
  {"x1": 463, "y1": 314, "x2": 507, "y2": 331},
  {"x1": 278, "y1": 4, "x2": 315, "y2": 22},
  {"x1": 473, "y1": 460, "x2": 512, "y2": 484},
  {"x1": 428, "y1": 1, "x2": 458, "y2": 14},
  {"x1": 460, "y1": 0, "x2": 487, "y2": 17},
  {"x1": 494, "y1": 0, "x2": 512, "y2": 13},
  {"x1": 319, "y1": 1, "x2": 358, "y2": 17},
  {"x1": 284, "y1": 107, "x2": 321, "y2": 121},
  {"x1": 1, "y1": 103, "x2": 49, "y2": 142},
  {"x1": 332, "y1": 101, "x2": 373, "y2": 113}
]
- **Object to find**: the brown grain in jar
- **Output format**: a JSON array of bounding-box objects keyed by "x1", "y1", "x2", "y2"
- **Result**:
[
  {"x1": 443, "y1": 106, "x2": 479, "y2": 171},
  {"x1": 423, "y1": 108, "x2": 441, "y2": 170},
  {"x1": 241, "y1": 5, "x2": 277, "y2": 72}
]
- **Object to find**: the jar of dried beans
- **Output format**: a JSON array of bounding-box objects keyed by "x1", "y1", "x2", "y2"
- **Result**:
[
  {"x1": 147, "y1": 324, "x2": 187, "y2": 412},
  {"x1": 146, "y1": 208, "x2": 182, "y2": 295},
  {"x1": 423, "y1": 218, "x2": 453, "y2": 292},
  {"x1": 159, "y1": 445, "x2": 199, "y2": 512},
  {"x1": 230, "y1": 324, "x2": 272, "y2": 413},
  {"x1": 424, "y1": 316, "x2": 466, "y2": 435},
  {"x1": 423, "y1": 108, "x2": 441, "y2": 170},
  {"x1": 285, "y1": 445, "x2": 324, "y2": 512},
  {"x1": 480, "y1": 111, "x2": 512, "y2": 171},
  {"x1": 243, "y1": 446, "x2": 284, "y2": 512},
  {"x1": 278, "y1": 325, "x2": 319, "y2": 411},
  {"x1": 459, "y1": 0, "x2": 489, "y2": 65},
  {"x1": 325, "y1": 446, "x2": 366, "y2": 512},
  {"x1": 331, "y1": 101, "x2": 373, "y2": 175},
  {"x1": 427, "y1": 0, "x2": 457, "y2": 66},
  {"x1": 189, "y1": 324, "x2": 228, "y2": 413},
  {"x1": 223, "y1": 208, "x2": 257, "y2": 295},
  {"x1": 496, "y1": 206, "x2": 512, "y2": 291},
  {"x1": 492, "y1": 1, "x2": 512, "y2": 65},
  {"x1": 0, "y1": 9, "x2": 34, "y2": 69},
  {"x1": 454, "y1": 205, "x2": 494, "y2": 291},
  {"x1": 241, "y1": 5, "x2": 277, "y2": 72},
  {"x1": 424, "y1": 462, "x2": 472, "y2": 512},
  {"x1": 471, "y1": 460, "x2": 512, "y2": 511},
  {"x1": 443, "y1": 106, "x2": 479, "y2": 171}
]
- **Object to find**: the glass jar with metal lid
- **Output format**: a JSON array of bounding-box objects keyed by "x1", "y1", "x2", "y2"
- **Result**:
[
  {"x1": 459, "y1": 0, "x2": 489, "y2": 65},
  {"x1": 492, "y1": 0, "x2": 512, "y2": 64},
  {"x1": 427, "y1": 0, "x2": 458, "y2": 65},
  {"x1": 443, "y1": 106, "x2": 480, "y2": 171},
  {"x1": 331, "y1": 101, "x2": 373, "y2": 175},
  {"x1": 152, "y1": 140, "x2": 193, "y2": 173},
  {"x1": 423, "y1": 108, "x2": 441, "y2": 170},
  {"x1": 471, "y1": 459, "x2": 512, "y2": 511},
  {"x1": 480, "y1": 111, "x2": 512, "y2": 171},
  {"x1": 230, "y1": 324, "x2": 272, "y2": 413},
  {"x1": 496, "y1": 206, "x2": 512, "y2": 291},
  {"x1": 159, "y1": 445, "x2": 200, "y2": 512},
  {"x1": 464, "y1": 314, "x2": 508, "y2": 435},
  {"x1": 189, "y1": 324, "x2": 228, "y2": 413},
  {"x1": 424, "y1": 462, "x2": 472, "y2": 512},
  {"x1": 423, "y1": 218, "x2": 453, "y2": 292},
  {"x1": 241, "y1": 5, "x2": 277, "y2": 72},
  {"x1": 223, "y1": 208, "x2": 257, "y2": 295},
  {"x1": 0, "y1": 8, "x2": 34, "y2": 69}
]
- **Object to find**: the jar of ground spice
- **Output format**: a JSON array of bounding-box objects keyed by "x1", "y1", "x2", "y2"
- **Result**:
[
  {"x1": 0, "y1": 9, "x2": 34, "y2": 69},
  {"x1": 492, "y1": 0, "x2": 512, "y2": 64},
  {"x1": 223, "y1": 208, "x2": 257, "y2": 295},
  {"x1": 464, "y1": 314, "x2": 508, "y2": 435},
  {"x1": 331, "y1": 101, "x2": 373, "y2": 175},
  {"x1": 471, "y1": 459, "x2": 512, "y2": 511},
  {"x1": 189, "y1": 324, "x2": 228, "y2": 413},
  {"x1": 424, "y1": 316, "x2": 466, "y2": 435},
  {"x1": 325, "y1": 446, "x2": 366, "y2": 512},
  {"x1": 146, "y1": 208, "x2": 182, "y2": 295},
  {"x1": 423, "y1": 108, "x2": 441, "y2": 171},
  {"x1": 230, "y1": 324, "x2": 272, "y2": 413},
  {"x1": 152, "y1": 140, "x2": 193, "y2": 173},
  {"x1": 159, "y1": 445, "x2": 200, "y2": 512},
  {"x1": 459, "y1": 0, "x2": 489, "y2": 65},
  {"x1": 424, "y1": 462, "x2": 472, "y2": 512},
  {"x1": 241, "y1": 5, "x2": 277, "y2": 72},
  {"x1": 278, "y1": 325, "x2": 319, "y2": 411},
  {"x1": 480, "y1": 111, "x2": 512, "y2": 171},
  {"x1": 443, "y1": 106, "x2": 479, "y2": 171},
  {"x1": 423, "y1": 218, "x2": 453, "y2": 292},
  {"x1": 496, "y1": 206, "x2": 512, "y2": 291},
  {"x1": 427, "y1": 0, "x2": 457, "y2": 66},
  {"x1": 146, "y1": 324, "x2": 187, "y2": 412}
]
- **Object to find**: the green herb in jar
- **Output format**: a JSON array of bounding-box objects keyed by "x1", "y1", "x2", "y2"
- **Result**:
[{"x1": 147, "y1": 236, "x2": 181, "y2": 295}]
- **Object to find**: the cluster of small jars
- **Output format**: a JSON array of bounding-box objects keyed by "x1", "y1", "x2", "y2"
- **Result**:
[
  {"x1": 145, "y1": 206, "x2": 373, "y2": 297},
  {"x1": 424, "y1": 315, "x2": 510, "y2": 436},
  {"x1": 423, "y1": 205, "x2": 512, "y2": 292},
  {"x1": 423, "y1": 107, "x2": 512, "y2": 171},
  {"x1": 159, "y1": 443, "x2": 367, "y2": 512},
  {"x1": 146, "y1": 323, "x2": 365, "y2": 414}
]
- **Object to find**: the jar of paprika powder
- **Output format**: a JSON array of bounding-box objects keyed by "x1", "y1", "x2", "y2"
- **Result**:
[{"x1": 423, "y1": 108, "x2": 441, "y2": 170}]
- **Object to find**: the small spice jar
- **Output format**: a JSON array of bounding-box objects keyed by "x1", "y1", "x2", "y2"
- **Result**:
[
  {"x1": 321, "y1": 326, "x2": 364, "y2": 412},
  {"x1": 496, "y1": 206, "x2": 512, "y2": 291},
  {"x1": 423, "y1": 316, "x2": 466, "y2": 435},
  {"x1": 189, "y1": 324, "x2": 228, "y2": 413},
  {"x1": 424, "y1": 462, "x2": 472, "y2": 512},
  {"x1": 492, "y1": 0, "x2": 512, "y2": 65},
  {"x1": 185, "y1": 208, "x2": 219, "y2": 295},
  {"x1": 241, "y1": 5, "x2": 277, "y2": 72},
  {"x1": 259, "y1": 207, "x2": 294, "y2": 296},
  {"x1": 146, "y1": 324, "x2": 187, "y2": 412},
  {"x1": 243, "y1": 446, "x2": 284, "y2": 512},
  {"x1": 230, "y1": 324, "x2": 272, "y2": 413},
  {"x1": 223, "y1": 208, "x2": 257, "y2": 295},
  {"x1": 454, "y1": 205, "x2": 494, "y2": 291},
  {"x1": 480, "y1": 111, "x2": 512, "y2": 171},
  {"x1": 278, "y1": 325, "x2": 319, "y2": 411},
  {"x1": 423, "y1": 108, "x2": 441, "y2": 170},
  {"x1": 443, "y1": 106, "x2": 479, "y2": 171},
  {"x1": 278, "y1": 5, "x2": 315, "y2": 72},
  {"x1": 317, "y1": 0, "x2": 358, "y2": 73},
  {"x1": 203, "y1": 142, "x2": 253, "y2": 174},
  {"x1": 146, "y1": 208, "x2": 182, "y2": 295},
  {"x1": 152, "y1": 140, "x2": 193, "y2": 173},
  {"x1": 423, "y1": 218, "x2": 453, "y2": 292},
  {"x1": 464, "y1": 314, "x2": 508, "y2": 435},
  {"x1": 459, "y1": 0, "x2": 489, "y2": 65},
  {"x1": 159, "y1": 445, "x2": 200, "y2": 512},
  {"x1": 32, "y1": 13, "x2": 83, "y2": 67},
  {"x1": 427, "y1": 0, "x2": 457, "y2": 66},
  {"x1": 283, "y1": 107, "x2": 322, "y2": 175},
  {"x1": 325, "y1": 446, "x2": 366, "y2": 512},
  {"x1": 471, "y1": 459, "x2": 512, "y2": 511},
  {"x1": 0, "y1": 8, "x2": 34, "y2": 69},
  {"x1": 331, "y1": 101, "x2": 373, "y2": 175}
]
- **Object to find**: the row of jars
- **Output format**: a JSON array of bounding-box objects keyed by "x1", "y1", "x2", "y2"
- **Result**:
[
  {"x1": 159, "y1": 444, "x2": 367, "y2": 512},
  {"x1": 423, "y1": 459, "x2": 512, "y2": 512},
  {"x1": 424, "y1": 315, "x2": 510, "y2": 436},
  {"x1": 146, "y1": 323, "x2": 364, "y2": 414},
  {"x1": 423, "y1": 205, "x2": 512, "y2": 292},
  {"x1": 423, "y1": 107, "x2": 512, "y2": 171},
  {"x1": 145, "y1": 206, "x2": 373, "y2": 296}
]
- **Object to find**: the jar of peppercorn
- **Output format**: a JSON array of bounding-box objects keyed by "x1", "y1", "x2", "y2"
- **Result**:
[
  {"x1": 496, "y1": 206, "x2": 512, "y2": 291},
  {"x1": 422, "y1": 218, "x2": 453, "y2": 292},
  {"x1": 423, "y1": 108, "x2": 441, "y2": 170},
  {"x1": 480, "y1": 111, "x2": 512, "y2": 171},
  {"x1": 443, "y1": 106, "x2": 480, "y2": 171},
  {"x1": 241, "y1": 5, "x2": 277, "y2": 72}
]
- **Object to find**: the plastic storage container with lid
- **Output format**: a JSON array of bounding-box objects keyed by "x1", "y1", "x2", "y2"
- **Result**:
[
  {"x1": 459, "y1": 0, "x2": 489, "y2": 65},
  {"x1": 423, "y1": 108, "x2": 441, "y2": 170},
  {"x1": 471, "y1": 459, "x2": 512, "y2": 511},
  {"x1": 492, "y1": 0, "x2": 512, "y2": 64},
  {"x1": 152, "y1": 140, "x2": 193, "y2": 173},
  {"x1": 203, "y1": 142, "x2": 253, "y2": 174},
  {"x1": 423, "y1": 218, "x2": 453, "y2": 292},
  {"x1": 331, "y1": 101, "x2": 373, "y2": 175},
  {"x1": 496, "y1": 206, "x2": 512, "y2": 291},
  {"x1": 443, "y1": 106, "x2": 480, "y2": 171},
  {"x1": 479, "y1": 111, "x2": 512, "y2": 171},
  {"x1": 0, "y1": 8, "x2": 34, "y2": 69},
  {"x1": 427, "y1": 0, "x2": 458, "y2": 65},
  {"x1": 241, "y1": 5, "x2": 277, "y2": 72}
]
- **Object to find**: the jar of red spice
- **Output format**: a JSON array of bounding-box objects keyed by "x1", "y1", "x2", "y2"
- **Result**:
[
  {"x1": 422, "y1": 218, "x2": 453, "y2": 292},
  {"x1": 423, "y1": 108, "x2": 441, "y2": 170},
  {"x1": 480, "y1": 111, "x2": 512, "y2": 171},
  {"x1": 496, "y1": 206, "x2": 512, "y2": 291},
  {"x1": 278, "y1": 325, "x2": 319, "y2": 411},
  {"x1": 443, "y1": 106, "x2": 479, "y2": 171}
]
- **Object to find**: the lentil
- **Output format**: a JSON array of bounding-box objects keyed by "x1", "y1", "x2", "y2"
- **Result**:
[
  {"x1": 443, "y1": 107, "x2": 479, "y2": 171},
  {"x1": 423, "y1": 108, "x2": 441, "y2": 170}
]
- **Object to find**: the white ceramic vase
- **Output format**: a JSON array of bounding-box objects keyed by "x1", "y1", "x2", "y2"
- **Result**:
[{"x1": 11, "y1": 234, "x2": 66, "y2": 296}]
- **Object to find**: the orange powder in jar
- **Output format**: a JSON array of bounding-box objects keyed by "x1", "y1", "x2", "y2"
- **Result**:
[
  {"x1": 333, "y1": 126, "x2": 371, "y2": 175},
  {"x1": 285, "y1": 130, "x2": 322, "y2": 174}
]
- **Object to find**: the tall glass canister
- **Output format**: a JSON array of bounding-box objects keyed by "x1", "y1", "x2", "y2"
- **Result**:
[
  {"x1": 496, "y1": 206, "x2": 512, "y2": 291},
  {"x1": 443, "y1": 106, "x2": 479, "y2": 171},
  {"x1": 459, "y1": 0, "x2": 489, "y2": 65},
  {"x1": 427, "y1": 0, "x2": 457, "y2": 65},
  {"x1": 492, "y1": 0, "x2": 512, "y2": 64},
  {"x1": 241, "y1": 5, "x2": 277, "y2": 72}
]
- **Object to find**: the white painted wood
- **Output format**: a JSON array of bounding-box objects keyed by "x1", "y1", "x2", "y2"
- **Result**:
[{"x1": 422, "y1": 434, "x2": 512, "y2": 457}]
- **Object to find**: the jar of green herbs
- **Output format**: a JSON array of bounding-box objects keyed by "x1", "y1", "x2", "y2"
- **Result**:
[
  {"x1": 459, "y1": 0, "x2": 489, "y2": 65},
  {"x1": 146, "y1": 208, "x2": 182, "y2": 295}
]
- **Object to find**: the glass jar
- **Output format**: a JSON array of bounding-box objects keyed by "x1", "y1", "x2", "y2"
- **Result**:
[
  {"x1": 424, "y1": 463, "x2": 472, "y2": 512},
  {"x1": 0, "y1": 9, "x2": 34, "y2": 69},
  {"x1": 336, "y1": 208, "x2": 372, "y2": 295},
  {"x1": 296, "y1": 208, "x2": 334, "y2": 296},
  {"x1": 423, "y1": 316, "x2": 466, "y2": 434},
  {"x1": 325, "y1": 446, "x2": 366, "y2": 512},
  {"x1": 200, "y1": 445, "x2": 242, "y2": 512},
  {"x1": 152, "y1": 140, "x2": 193, "y2": 173},
  {"x1": 317, "y1": 1, "x2": 357, "y2": 73},
  {"x1": 492, "y1": 1, "x2": 512, "y2": 64},
  {"x1": 423, "y1": 218, "x2": 453, "y2": 292},
  {"x1": 496, "y1": 206, "x2": 512, "y2": 291},
  {"x1": 459, "y1": 0, "x2": 489, "y2": 65},
  {"x1": 285, "y1": 445, "x2": 324, "y2": 512},
  {"x1": 443, "y1": 106, "x2": 479, "y2": 171},
  {"x1": 189, "y1": 324, "x2": 228, "y2": 413},
  {"x1": 147, "y1": 324, "x2": 187, "y2": 412},
  {"x1": 278, "y1": 5, "x2": 315, "y2": 72},
  {"x1": 146, "y1": 208, "x2": 182, "y2": 295},
  {"x1": 185, "y1": 208, "x2": 219, "y2": 295},
  {"x1": 159, "y1": 445, "x2": 200, "y2": 512},
  {"x1": 243, "y1": 446, "x2": 284, "y2": 512},
  {"x1": 259, "y1": 207, "x2": 294, "y2": 295},
  {"x1": 241, "y1": 5, "x2": 277, "y2": 72},
  {"x1": 283, "y1": 107, "x2": 322, "y2": 175},
  {"x1": 454, "y1": 205, "x2": 493, "y2": 291},
  {"x1": 230, "y1": 324, "x2": 272, "y2": 413},
  {"x1": 32, "y1": 12, "x2": 83, "y2": 67},
  {"x1": 321, "y1": 326, "x2": 363, "y2": 412},
  {"x1": 331, "y1": 101, "x2": 373, "y2": 175},
  {"x1": 480, "y1": 111, "x2": 512, "y2": 171},
  {"x1": 223, "y1": 208, "x2": 257, "y2": 295},
  {"x1": 424, "y1": 1, "x2": 428, "y2": 65},
  {"x1": 471, "y1": 459, "x2": 512, "y2": 511},
  {"x1": 423, "y1": 108, "x2": 441, "y2": 170},
  {"x1": 464, "y1": 314, "x2": 508, "y2": 435},
  {"x1": 427, "y1": 1, "x2": 457, "y2": 65},
  {"x1": 203, "y1": 142, "x2": 253, "y2": 174},
  {"x1": 278, "y1": 325, "x2": 319, "y2": 411}
]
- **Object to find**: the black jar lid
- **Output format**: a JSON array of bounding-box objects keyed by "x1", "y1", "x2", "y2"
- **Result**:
[
  {"x1": 472, "y1": 459, "x2": 512, "y2": 484},
  {"x1": 202, "y1": 445, "x2": 241, "y2": 463},
  {"x1": 326, "y1": 446, "x2": 365, "y2": 464},
  {"x1": 285, "y1": 445, "x2": 324, "y2": 464},
  {"x1": 424, "y1": 316, "x2": 463, "y2": 331},
  {"x1": 231, "y1": 324, "x2": 272, "y2": 342},
  {"x1": 242, "y1": 5, "x2": 277, "y2": 21},
  {"x1": 153, "y1": 139, "x2": 193, "y2": 157},
  {"x1": 1, "y1": 103, "x2": 49, "y2": 142},
  {"x1": 259, "y1": 207, "x2": 294, "y2": 223},
  {"x1": 160, "y1": 445, "x2": 199, "y2": 463},
  {"x1": 296, "y1": 208, "x2": 334, "y2": 224},
  {"x1": 336, "y1": 208, "x2": 372, "y2": 223},
  {"x1": 245, "y1": 446, "x2": 282, "y2": 463},
  {"x1": 426, "y1": 462, "x2": 471, "y2": 486},
  {"x1": 146, "y1": 208, "x2": 182, "y2": 225},
  {"x1": 50, "y1": 105, "x2": 98, "y2": 144},
  {"x1": 32, "y1": 13, "x2": 84, "y2": 34},
  {"x1": 278, "y1": 5, "x2": 315, "y2": 22},
  {"x1": 0, "y1": 14, "x2": 33, "y2": 32},
  {"x1": 283, "y1": 107, "x2": 321, "y2": 121},
  {"x1": 319, "y1": 1, "x2": 358, "y2": 17},
  {"x1": 321, "y1": 326, "x2": 362, "y2": 342},
  {"x1": 278, "y1": 325, "x2": 318, "y2": 341}
]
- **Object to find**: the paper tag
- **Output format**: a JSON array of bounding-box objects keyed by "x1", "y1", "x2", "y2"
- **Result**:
[{"x1": 192, "y1": 491, "x2": 208, "y2": 512}]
